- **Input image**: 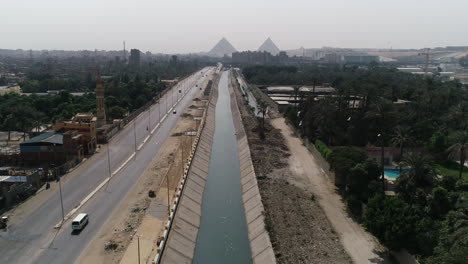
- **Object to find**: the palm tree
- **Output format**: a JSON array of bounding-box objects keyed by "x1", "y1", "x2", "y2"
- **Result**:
[
  {"x1": 293, "y1": 86, "x2": 300, "y2": 108},
  {"x1": 390, "y1": 126, "x2": 413, "y2": 162},
  {"x1": 449, "y1": 103, "x2": 468, "y2": 130},
  {"x1": 257, "y1": 99, "x2": 268, "y2": 130},
  {"x1": 366, "y1": 98, "x2": 398, "y2": 191},
  {"x1": 311, "y1": 97, "x2": 339, "y2": 145},
  {"x1": 399, "y1": 152, "x2": 434, "y2": 186},
  {"x1": 447, "y1": 131, "x2": 468, "y2": 179},
  {"x1": 2, "y1": 113, "x2": 15, "y2": 145}
]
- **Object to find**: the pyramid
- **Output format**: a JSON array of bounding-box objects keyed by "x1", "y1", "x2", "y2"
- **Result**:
[
  {"x1": 208, "y1": 38, "x2": 237, "y2": 57},
  {"x1": 258, "y1": 38, "x2": 280, "y2": 55}
]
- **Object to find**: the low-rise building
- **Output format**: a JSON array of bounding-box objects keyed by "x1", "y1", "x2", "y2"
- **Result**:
[
  {"x1": 19, "y1": 131, "x2": 83, "y2": 166},
  {"x1": 53, "y1": 113, "x2": 97, "y2": 154},
  {"x1": 0, "y1": 85, "x2": 21, "y2": 95}
]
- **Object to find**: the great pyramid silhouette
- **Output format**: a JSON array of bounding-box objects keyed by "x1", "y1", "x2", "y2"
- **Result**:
[
  {"x1": 258, "y1": 38, "x2": 280, "y2": 55},
  {"x1": 208, "y1": 37, "x2": 237, "y2": 57}
]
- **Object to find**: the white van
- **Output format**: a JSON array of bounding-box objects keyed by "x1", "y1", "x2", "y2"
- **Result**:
[{"x1": 72, "y1": 213, "x2": 89, "y2": 231}]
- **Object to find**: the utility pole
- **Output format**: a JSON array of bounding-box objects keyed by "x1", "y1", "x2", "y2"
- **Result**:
[
  {"x1": 181, "y1": 142, "x2": 184, "y2": 177},
  {"x1": 105, "y1": 143, "x2": 112, "y2": 191},
  {"x1": 167, "y1": 170, "x2": 170, "y2": 216},
  {"x1": 191, "y1": 128, "x2": 194, "y2": 147},
  {"x1": 148, "y1": 104, "x2": 151, "y2": 134},
  {"x1": 137, "y1": 235, "x2": 141, "y2": 264},
  {"x1": 133, "y1": 121, "x2": 137, "y2": 159},
  {"x1": 158, "y1": 98, "x2": 161, "y2": 122},
  {"x1": 58, "y1": 177, "x2": 64, "y2": 223}
]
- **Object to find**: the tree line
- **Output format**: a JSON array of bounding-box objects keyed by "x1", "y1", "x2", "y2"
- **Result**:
[
  {"x1": 243, "y1": 64, "x2": 468, "y2": 263},
  {"x1": 0, "y1": 58, "x2": 206, "y2": 141}
]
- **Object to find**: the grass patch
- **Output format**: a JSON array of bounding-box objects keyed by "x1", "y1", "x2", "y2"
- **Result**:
[{"x1": 434, "y1": 160, "x2": 468, "y2": 181}]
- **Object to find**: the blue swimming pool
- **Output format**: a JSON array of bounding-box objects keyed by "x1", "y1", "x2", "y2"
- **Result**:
[{"x1": 384, "y1": 169, "x2": 410, "y2": 179}]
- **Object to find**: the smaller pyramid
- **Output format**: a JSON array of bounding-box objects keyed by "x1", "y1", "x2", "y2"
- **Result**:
[
  {"x1": 258, "y1": 38, "x2": 281, "y2": 55},
  {"x1": 208, "y1": 37, "x2": 237, "y2": 57}
]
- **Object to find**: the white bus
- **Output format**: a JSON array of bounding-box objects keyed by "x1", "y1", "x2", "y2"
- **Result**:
[{"x1": 72, "y1": 213, "x2": 89, "y2": 231}]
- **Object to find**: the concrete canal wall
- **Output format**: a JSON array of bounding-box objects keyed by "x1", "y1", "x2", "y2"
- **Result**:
[
  {"x1": 160, "y1": 70, "x2": 275, "y2": 264},
  {"x1": 228, "y1": 72, "x2": 276, "y2": 264},
  {"x1": 159, "y1": 76, "x2": 219, "y2": 264}
]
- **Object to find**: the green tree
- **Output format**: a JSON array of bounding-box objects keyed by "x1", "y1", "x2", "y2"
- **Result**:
[
  {"x1": 449, "y1": 102, "x2": 468, "y2": 130},
  {"x1": 328, "y1": 147, "x2": 367, "y2": 186},
  {"x1": 427, "y1": 211, "x2": 468, "y2": 264},
  {"x1": 366, "y1": 98, "x2": 398, "y2": 191},
  {"x1": 2, "y1": 113, "x2": 16, "y2": 144},
  {"x1": 108, "y1": 106, "x2": 126, "y2": 120},
  {"x1": 446, "y1": 131, "x2": 468, "y2": 179},
  {"x1": 399, "y1": 152, "x2": 435, "y2": 186},
  {"x1": 364, "y1": 194, "x2": 418, "y2": 250},
  {"x1": 256, "y1": 99, "x2": 268, "y2": 139},
  {"x1": 390, "y1": 126, "x2": 413, "y2": 162},
  {"x1": 428, "y1": 187, "x2": 451, "y2": 218}
]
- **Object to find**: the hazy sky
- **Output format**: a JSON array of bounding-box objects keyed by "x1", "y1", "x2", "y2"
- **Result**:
[{"x1": 2, "y1": 0, "x2": 468, "y2": 53}]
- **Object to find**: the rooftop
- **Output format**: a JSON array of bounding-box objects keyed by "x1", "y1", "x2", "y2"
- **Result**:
[
  {"x1": 20, "y1": 132, "x2": 63, "y2": 146},
  {"x1": 266, "y1": 86, "x2": 335, "y2": 93},
  {"x1": 0, "y1": 176, "x2": 27, "y2": 183}
]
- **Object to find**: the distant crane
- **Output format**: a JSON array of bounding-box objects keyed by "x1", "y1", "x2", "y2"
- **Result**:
[{"x1": 418, "y1": 48, "x2": 432, "y2": 75}]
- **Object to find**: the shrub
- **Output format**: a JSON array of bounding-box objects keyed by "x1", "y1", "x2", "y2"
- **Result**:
[{"x1": 315, "y1": 139, "x2": 332, "y2": 159}]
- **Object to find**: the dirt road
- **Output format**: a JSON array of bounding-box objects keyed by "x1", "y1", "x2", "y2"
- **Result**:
[{"x1": 271, "y1": 117, "x2": 387, "y2": 264}]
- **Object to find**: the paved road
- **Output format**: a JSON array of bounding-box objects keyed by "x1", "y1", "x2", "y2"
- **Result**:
[{"x1": 0, "y1": 67, "x2": 214, "y2": 264}]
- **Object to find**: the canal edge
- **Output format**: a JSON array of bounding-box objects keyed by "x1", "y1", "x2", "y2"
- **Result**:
[
  {"x1": 228, "y1": 70, "x2": 277, "y2": 264},
  {"x1": 157, "y1": 70, "x2": 221, "y2": 264}
]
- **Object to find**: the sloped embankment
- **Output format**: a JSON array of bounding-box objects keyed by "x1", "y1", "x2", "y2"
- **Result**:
[{"x1": 230, "y1": 73, "x2": 351, "y2": 264}]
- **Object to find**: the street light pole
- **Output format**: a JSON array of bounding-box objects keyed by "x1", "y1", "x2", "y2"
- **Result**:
[
  {"x1": 133, "y1": 121, "x2": 137, "y2": 159},
  {"x1": 167, "y1": 169, "x2": 170, "y2": 216},
  {"x1": 137, "y1": 235, "x2": 141, "y2": 264},
  {"x1": 148, "y1": 104, "x2": 151, "y2": 134},
  {"x1": 58, "y1": 178, "x2": 64, "y2": 223},
  {"x1": 181, "y1": 142, "x2": 184, "y2": 177},
  {"x1": 105, "y1": 143, "x2": 112, "y2": 191}
]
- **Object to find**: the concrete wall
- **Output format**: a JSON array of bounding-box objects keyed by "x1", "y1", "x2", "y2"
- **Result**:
[
  {"x1": 228, "y1": 72, "x2": 276, "y2": 264},
  {"x1": 161, "y1": 70, "x2": 275, "y2": 264},
  {"x1": 159, "y1": 76, "x2": 219, "y2": 264}
]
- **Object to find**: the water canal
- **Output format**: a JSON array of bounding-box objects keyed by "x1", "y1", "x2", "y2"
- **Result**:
[{"x1": 193, "y1": 71, "x2": 252, "y2": 264}]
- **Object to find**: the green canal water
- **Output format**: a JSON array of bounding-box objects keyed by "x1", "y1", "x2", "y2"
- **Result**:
[{"x1": 193, "y1": 71, "x2": 252, "y2": 264}]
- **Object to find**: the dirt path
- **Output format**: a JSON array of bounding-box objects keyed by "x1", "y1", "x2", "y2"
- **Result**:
[
  {"x1": 271, "y1": 117, "x2": 387, "y2": 264},
  {"x1": 231, "y1": 74, "x2": 351, "y2": 264}
]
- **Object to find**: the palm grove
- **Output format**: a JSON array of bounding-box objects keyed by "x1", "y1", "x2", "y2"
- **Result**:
[
  {"x1": 243, "y1": 64, "x2": 468, "y2": 263},
  {"x1": 0, "y1": 55, "x2": 206, "y2": 142}
]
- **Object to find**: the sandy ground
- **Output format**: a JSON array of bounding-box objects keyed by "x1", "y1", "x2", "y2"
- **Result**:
[
  {"x1": 271, "y1": 118, "x2": 389, "y2": 264},
  {"x1": 76, "y1": 91, "x2": 208, "y2": 264},
  {"x1": 232, "y1": 77, "x2": 351, "y2": 264}
]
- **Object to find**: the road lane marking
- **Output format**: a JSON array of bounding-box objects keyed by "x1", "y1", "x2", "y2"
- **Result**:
[
  {"x1": 54, "y1": 177, "x2": 110, "y2": 229},
  {"x1": 151, "y1": 123, "x2": 160, "y2": 135},
  {"x1": 113, "y1": 152, "x2": 136, "y2": 176},
  {"x1": 52, "y1": 74, "x2": 207, "y2": 229},
  {"x1": 138, "y1": 135, "x2": 150, "y2": 151}
]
